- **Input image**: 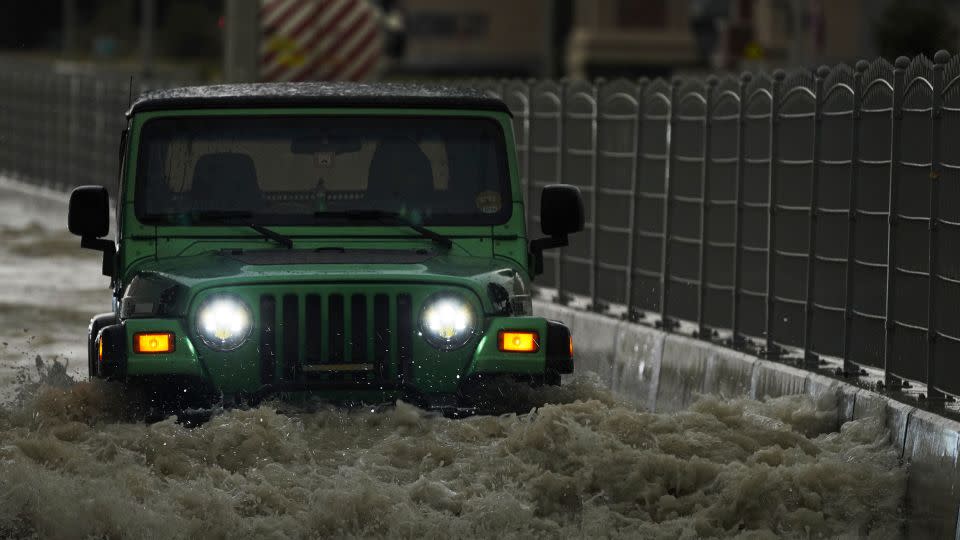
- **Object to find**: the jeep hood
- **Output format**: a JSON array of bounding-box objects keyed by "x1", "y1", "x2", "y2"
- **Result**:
[{"x1": 121, "y1": 248, "x2": 529, "y2": 317}]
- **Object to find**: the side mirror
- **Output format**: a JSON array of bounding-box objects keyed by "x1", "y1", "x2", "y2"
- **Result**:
[
  {"x1": 529, "y1": 184, "x2": 585, "y2": 276},
  {"x1": 69, "y1": 186, "x2": 115, "y2": 278},
  {"x1": 540, "y1": 184, "x2": 585, "y2": 236},
  {"x1": 69, "y1": 186, "x2": 110, "y2": 238}
]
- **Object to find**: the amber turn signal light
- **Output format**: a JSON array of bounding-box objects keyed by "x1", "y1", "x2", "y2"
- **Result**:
[
  {"x1": 133, "y1": 332, "x2": 175, "y2": 354},
  {"x1": 498, "y1": 330, "x2": 539, "y2": 353}
]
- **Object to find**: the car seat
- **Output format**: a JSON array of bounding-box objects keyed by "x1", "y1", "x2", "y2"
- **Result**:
[
  {"x1": 365, "y1": 137, "x2": 434, "y2": 205},
  {"x1": 191, "y1": 152, "x2": 264, "y2": 212}
]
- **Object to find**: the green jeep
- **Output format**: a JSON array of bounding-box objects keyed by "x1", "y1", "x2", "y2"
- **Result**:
[{"x1": 68, "y1": 83, "x2": 584, "y2": 413}]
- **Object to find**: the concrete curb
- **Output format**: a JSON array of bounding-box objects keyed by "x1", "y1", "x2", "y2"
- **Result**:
[{"x1": 536, "y1": 300, "x2": 960, "y2": 538}]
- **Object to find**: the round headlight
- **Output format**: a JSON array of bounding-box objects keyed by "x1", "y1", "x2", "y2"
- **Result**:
[
  {"x1": 195, "y1": 295, "x2": 253, "y2": 351},
  {"x1": 420, "y1": 293, "x2": 476, "y2": 350}
]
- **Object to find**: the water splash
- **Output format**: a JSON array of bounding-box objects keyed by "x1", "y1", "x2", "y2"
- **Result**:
[{"x1": 0, "y1": 374, "x2": 905, "y2": 539}]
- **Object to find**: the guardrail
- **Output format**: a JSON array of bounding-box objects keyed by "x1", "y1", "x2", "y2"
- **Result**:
[{"x1": 2, "y1": 52, "x2": 959, "y2": 403}]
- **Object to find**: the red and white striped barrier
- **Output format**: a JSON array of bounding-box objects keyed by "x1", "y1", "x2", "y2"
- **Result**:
[{"x1": 259, "y1": 0, "x2": 384, "y2": 82}]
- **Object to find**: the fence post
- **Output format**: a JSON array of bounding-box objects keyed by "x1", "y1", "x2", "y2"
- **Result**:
[
  {"x1": 14, "y1": 68, "x2": 21, "y2": 179},
  {"x1": 0, "y1": 70, "x2": 5, "y2": 175},
  {"x1": 730, "y1": 72, "x2": 751, "y2": 348},
  {"x1": 0, "y1": 70, "x2": 6, "y2": 175},
  {"x1": 764, "y1": 70, "x2": 785, "y2": 358},
  {"x1": 926, "y1": 50, "x2": 949, "y2": 402},
  {"x1": 842, "y1": 60, "x2": 869, "y2": 377},
  {"x1": 625, "y1": 78, "x2": 648, "y2": 322},
  {"x1": 524, "y1": 80, "x2": 536, "y2": 249},
  {"x1": 555, "y1": 80, "x2": 569, "y2": 305},
  {"x1": 696, "y1": 76, "x2": 718, "y2": 339},
  {"x1": 589, "y1": 79, "x2": 603, "y2": 312},
  {"x1": 28, "y1": 71, "x2": 38, "y2": 182},
  {"x1": 657, "y1": 78, "x2": 681, "y2": 330},
  {"x1": 69, "y1": 75, "x2": 79, "y2": 190},
  {"x1": 802, "y1": 66, "x2": 828, "y2": 365},
  {"x1": 883, "y1": 56, "x2": 909, "y2": 390},
  {"x1": 16, "y1": 69, "x2": 26, "y2": 181}
]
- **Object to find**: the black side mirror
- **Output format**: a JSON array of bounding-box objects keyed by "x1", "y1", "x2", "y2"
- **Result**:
[
  {"x1": 529, "y1": 184, "x2": 585, "y2": 276},
  {"x1": 69, "y1": 186, "x2": 115, "y2": 278},
  {"x1": 69, "y1": 186, "x2": 110, "y2": 238},
  {"x1": 540, "y1": 184, "x2": 585, "y2": 236}
]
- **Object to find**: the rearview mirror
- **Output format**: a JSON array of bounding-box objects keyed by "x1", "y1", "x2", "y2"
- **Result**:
[
  {"x1": 68, "y1": 185, "x2": 115, "y2": 278},
  {"x1": 529, "y1": 184, "x2": 585, "y2": 276},
  {"x1": 69, "y1": 185, "x2": 110, "y2": 238},
  {"x1": 290, "y1": 135, "x2": 363, "y2": 155}
]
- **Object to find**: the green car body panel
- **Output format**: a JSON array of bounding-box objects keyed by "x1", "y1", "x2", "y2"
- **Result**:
[{"x1": 73, "y1": 85, "x2": 579, "y2": 408}]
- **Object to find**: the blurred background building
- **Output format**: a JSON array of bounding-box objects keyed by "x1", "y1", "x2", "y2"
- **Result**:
[{"x1": 1, "y1": 0, "x2": 959, "y2": 82}]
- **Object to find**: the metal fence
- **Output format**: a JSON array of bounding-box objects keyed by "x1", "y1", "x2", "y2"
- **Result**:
[
  {"x1": 479, "y1": 50, "x2": 960, "y2": 402},
  {"x1": 0, "y1": 57, "x2": 182, "y2": 195},
  {"x1": 3, "y1": 53, "x2": 960, "y2": 401}
]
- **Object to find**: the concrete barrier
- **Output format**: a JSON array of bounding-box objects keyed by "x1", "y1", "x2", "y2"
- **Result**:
[{"x1": 537, "y1": 300, "x2": 960, "y2": 539}]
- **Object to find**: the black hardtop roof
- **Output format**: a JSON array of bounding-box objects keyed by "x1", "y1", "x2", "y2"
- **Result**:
[{"x1": 126, "y1": 82, "x2": 511, "y2": 116}]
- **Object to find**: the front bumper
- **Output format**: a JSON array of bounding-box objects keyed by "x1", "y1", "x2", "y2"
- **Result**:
[{"x1": 95, "y1": 315, "x2": 573, "y2": 401}]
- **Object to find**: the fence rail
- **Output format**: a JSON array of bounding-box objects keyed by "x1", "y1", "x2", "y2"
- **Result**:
[{"x1": 2, "y1": 53, "x2": 959, "y2": 402}]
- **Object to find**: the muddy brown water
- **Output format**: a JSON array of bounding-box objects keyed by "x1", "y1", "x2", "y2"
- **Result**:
[{"x1": 0, "y1": 180, "x2": 906, "y2": 539}]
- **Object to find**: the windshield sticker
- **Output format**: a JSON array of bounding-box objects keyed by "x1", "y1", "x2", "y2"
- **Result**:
[
  {"x1": 314, "y1": 152, "x2": 334, "y2": 168},
  {"x1": 476, "y1": 191, "x2": 502, "y2": 214}
]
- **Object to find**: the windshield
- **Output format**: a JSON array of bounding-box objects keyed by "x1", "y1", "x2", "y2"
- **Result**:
[{"x1": 134, "y1": 115, "x2": 511, "y2": 226}]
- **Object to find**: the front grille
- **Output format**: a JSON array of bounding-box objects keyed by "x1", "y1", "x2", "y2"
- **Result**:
[{"x1": 258, "y1": 290, "x2": 415, "y2": 387}]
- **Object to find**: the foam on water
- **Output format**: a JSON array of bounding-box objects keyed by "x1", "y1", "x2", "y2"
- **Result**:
[
  {"x1": 0, "y1": 179, "x2": 907, "y2": 538},
  {"x1": 0, "y1": 369, "x2": 905, "y2": 539}
]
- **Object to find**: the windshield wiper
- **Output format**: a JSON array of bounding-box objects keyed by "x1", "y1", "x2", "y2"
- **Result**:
[
  {"x1": 189, "y1": 211, "x2": 294, "y2": 249},
  {"x1": 249, "y1": 223, "x2": 294, "y2": 249},
  {"x1": 314, "y1": 210, "x2": 453, "y2": 250}
]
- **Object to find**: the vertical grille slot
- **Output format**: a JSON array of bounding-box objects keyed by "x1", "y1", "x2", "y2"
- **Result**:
[
  {"x1": 397, "y1": 294, "x2": 413, "y2": 384},
  {"x1": 259, "y1": 294, "x2": 276, "y2": 385},
  {"x1": 328, "y1": 294, "x2": 345, "y2": 363},
  {"x1": 282, "y1": 294, "x2": 299, "y2": 380},
  {"x1": 351, "y1": 294, "x2": 368, "y2": 363},
  {"x1": 305, "y1": 294, "x2": 322, "y2": 364},
  {"x1": 374, "y1": 294, "x2": 389, "y2": 380}
]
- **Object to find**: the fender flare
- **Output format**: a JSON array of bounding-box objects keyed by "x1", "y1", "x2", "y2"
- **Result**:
[
  {"x1": 87, "y1": 312, "x2": 117, "y2": 379},
  {"x1": 545, "y1": 319, "x2": 573, "y2": 375},
  {"x1": 96, "y1": 323, "x2": 128, "y2": 381}
]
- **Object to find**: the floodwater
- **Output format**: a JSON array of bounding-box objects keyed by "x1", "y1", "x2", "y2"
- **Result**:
[{"x1": 0, "y1": 179, "x2": 906, "y2": 539}]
